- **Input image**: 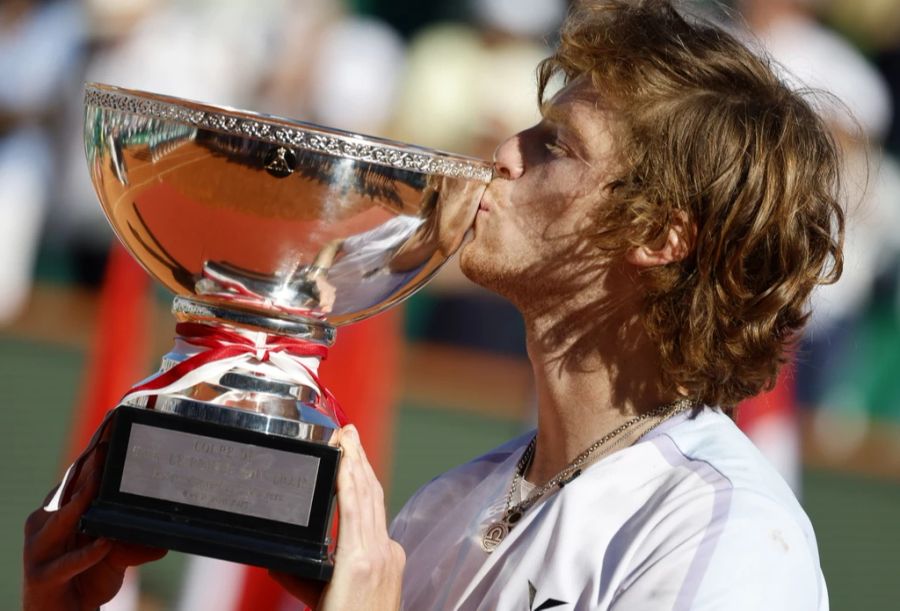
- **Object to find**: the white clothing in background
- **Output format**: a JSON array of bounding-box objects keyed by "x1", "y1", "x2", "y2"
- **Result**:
[
  {"x1": 755, "y1": 14, "x2": 891, "y2": 140},
  {"x1": 0, "y1": 0, "x2": 84, "y2": 321}
]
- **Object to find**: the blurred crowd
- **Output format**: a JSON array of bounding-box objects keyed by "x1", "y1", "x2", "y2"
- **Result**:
[{"x1": 3, "y1": 0, "x2": 900, "y2": 446}]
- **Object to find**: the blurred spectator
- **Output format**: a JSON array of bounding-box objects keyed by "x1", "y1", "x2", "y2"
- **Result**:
[
  {"x1": 824, "y1": 0, "x2": 900, "y2": 161},
  {"x1": 359, "y1": 0, "x2": 460, "y2": 40},
  {"x1": 258, "y1": 0, "x2": 406, "y2": 134},
  {"x1": 393, "y1": 0, "x2": 564, "y2": 158},
  {"x1": 877, "y1": 48, "x2": 900, "y2": 157},
  {"x1": 742, "y1": 0, "x2": 891, "y2": 139},
  {"x1": 0, "y1": 0, "x2": 84, "y2": 321},
  {"x1": 738, "y1": 0, "x2": 900, "y2": 464}
]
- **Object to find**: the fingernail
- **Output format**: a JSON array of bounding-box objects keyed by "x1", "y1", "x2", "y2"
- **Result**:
[{"x1": 344, "y1": 425, "x2": 359, "y2": 441}]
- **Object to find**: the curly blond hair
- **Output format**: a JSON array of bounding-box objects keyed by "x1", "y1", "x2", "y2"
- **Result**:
[{"x1": 538, "y1": 0, "x2": 844, "y2": 408}]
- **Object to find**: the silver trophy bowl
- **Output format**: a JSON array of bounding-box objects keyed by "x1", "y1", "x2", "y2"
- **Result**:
[{"x1": 85, "y1": 83, "x2": 491, "y2": 328}]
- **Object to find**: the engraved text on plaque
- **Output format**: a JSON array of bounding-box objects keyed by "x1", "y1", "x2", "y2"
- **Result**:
[{"x1": 120, "y1": 424, "x2": 321, "y2": 527}]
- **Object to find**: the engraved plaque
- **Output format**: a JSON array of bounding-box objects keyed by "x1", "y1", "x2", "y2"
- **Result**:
[{"x1": 120, "y1": 424, "x2": 320, "y2": 527}]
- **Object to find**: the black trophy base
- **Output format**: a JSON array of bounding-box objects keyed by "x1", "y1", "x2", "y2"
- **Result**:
[{"x1": 80, "y1": 405, "x2": 340, "y2": 581}]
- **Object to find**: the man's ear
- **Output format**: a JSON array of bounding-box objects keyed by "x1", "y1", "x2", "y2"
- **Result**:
[{"x1": 625, "y1": 211, "x2": 695, "y2": 268}]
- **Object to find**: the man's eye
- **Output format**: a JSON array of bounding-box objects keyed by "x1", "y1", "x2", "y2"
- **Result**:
[{"x1": 544, "y1": 141, "x2": 568, "y2": 158}]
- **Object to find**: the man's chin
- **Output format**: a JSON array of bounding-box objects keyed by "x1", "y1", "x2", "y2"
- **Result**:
[
  {"x1": 459, "y1": 241, "x2": 495, "y2": 286},
  {"x1": 459, "y1": 242, "x2": 519, "y2": 298},
  {"x1": 458, "y1": 241, "x2": 482, "y2": 284}
]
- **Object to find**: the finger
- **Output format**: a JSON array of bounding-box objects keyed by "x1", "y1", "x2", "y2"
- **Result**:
[
  {"x1": 61, "y1": 441, "x2": 108, "y2": 507},
  {"x1": 24, "y1": 506, "x2": 53, "y2": 540},
  {"x1": 34, "y1": 537, "x2": 113, "y2": 585},
  {"x1": 42, "y1": 439, "x2": 105, "y2": 513},
  {"x1": 335, "y1": 426, "x2": 366, "y2": 550},
  {"x1": 355, "y1": 435, "x2": 388, "y2": 536},
  {"x1": 45, "y1": 409, "x2": 115, "y2": 512},
  {"x1": 31, "y1": 456, "x2": 103, "y2": 561},
  {"x1": 105, "y1": 542, "x2": 168, "y2": 569},
  {"x1": 55, "y1": 451, "x2": 103, "y2": 525},
  {"x1": 62, "y1": 415, "x2": 114, "y2": 499},
  {"x1": 343, "y1": 426, "x2": 378, "y2": 543}
]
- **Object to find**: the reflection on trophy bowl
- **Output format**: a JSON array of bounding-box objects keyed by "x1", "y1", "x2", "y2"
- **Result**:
[
  {"x1": 85, "y1": 83, "x2": 491, "y2": 326},
  {"x1": 79, "y1": 83, "x2": 492, "y2": 580}
]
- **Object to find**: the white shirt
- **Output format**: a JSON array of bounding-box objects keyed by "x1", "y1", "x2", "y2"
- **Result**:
[{"x1": 390, "y1": 409, "x2": 827, "y2": 610}]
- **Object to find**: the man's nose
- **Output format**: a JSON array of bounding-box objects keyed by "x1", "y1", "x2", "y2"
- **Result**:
[{"x1": 492, "y1": 135, "x2": 524, "y2": 180}]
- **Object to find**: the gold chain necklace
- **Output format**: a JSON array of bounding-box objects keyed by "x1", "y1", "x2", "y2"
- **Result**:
[{"x1": 480, "y1": 398, "x2": 693, "y2": 553}]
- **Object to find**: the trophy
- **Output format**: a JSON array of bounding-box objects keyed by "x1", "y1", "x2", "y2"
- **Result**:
[{"x1": 77, "y1": 83, "x2": 491, "y2": 580}]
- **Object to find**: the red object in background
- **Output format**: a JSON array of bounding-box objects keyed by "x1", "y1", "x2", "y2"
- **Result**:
[
  {"x1": 736, "y1": 363, "x2": 796, "y2": 431},
  {"x1": 61, "y1": 243, "x2": 152, "y2": 611},
  {"x1": 318, "y1": 309, "x2": 401, "y2": 480},
  {"x1": 66, "y1": 243, "x2": 152, "y2": 463},
  {"x1": 235, "y1": 566, "x2": 288, "y2": 611}
]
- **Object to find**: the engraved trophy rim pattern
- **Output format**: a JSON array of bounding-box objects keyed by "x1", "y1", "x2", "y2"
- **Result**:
[{"x1": 84, "y1": 82, "x2": 494, "y2": 182}]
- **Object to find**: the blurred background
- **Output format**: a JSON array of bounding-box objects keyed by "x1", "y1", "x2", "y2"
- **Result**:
[{"x1": 2, "y1": 0, "x2": 899, "y2": 609}]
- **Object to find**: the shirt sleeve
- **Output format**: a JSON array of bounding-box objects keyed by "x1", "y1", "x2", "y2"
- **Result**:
[{"x1": 608, "y1": 490, "x2": 826, "y2": 611}]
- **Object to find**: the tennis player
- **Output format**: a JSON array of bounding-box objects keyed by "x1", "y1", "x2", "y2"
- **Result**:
[{"x1": 24, "y1": 1, "x2": 843, "y2": 609}]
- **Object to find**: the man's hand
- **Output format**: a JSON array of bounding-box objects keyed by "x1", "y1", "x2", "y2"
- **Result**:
[
  {"x1": 23, "y1": 438, "x2": 166, "y2": 611},
  {"x1": 272, "y1": 425, "x2": 405, "y2": 610}
]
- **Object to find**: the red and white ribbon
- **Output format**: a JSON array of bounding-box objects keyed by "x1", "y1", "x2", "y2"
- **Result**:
[{"x1": 122, "y1": 322, "x2": 347, "y2": 426}]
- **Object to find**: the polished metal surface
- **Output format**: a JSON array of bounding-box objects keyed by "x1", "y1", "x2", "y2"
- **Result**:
[
  {"x1": 155, "y1": 334, "x2": 336, "y2": 439},
  {"x1": 155, "y1": 397, "x2": 336, "y2": 443},
  {"x1": 172, "y1": 297, "x2": 336, "y2": 345},
  {"x1": 85, "y1": 82, "x2": 491, "y2": 329}
]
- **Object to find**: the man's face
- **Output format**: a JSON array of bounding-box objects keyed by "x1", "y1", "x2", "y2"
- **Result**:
[{"x1": 460, "y1": 79, "x2": 624, "y2": 303}]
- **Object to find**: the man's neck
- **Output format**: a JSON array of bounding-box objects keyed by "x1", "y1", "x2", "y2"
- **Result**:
[{"x1": 521, "y1": 295, "x2": 671, "y2": 486}]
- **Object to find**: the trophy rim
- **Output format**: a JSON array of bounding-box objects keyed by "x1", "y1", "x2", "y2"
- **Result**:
[{"x1": 84, "y1": 82, "x2": 494, "y2": 183}]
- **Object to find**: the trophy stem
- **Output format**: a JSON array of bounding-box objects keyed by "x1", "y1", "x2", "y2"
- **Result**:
[
  {"x1": 114, "y1": 296, "x2": 346, "y2": 442},
  {"x1": 172, "y1": 296, "x2": 337, "y2": 346}
]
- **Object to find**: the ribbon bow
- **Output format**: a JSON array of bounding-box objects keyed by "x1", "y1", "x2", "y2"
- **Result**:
[{"x1": 123, "y1": 322, "x2": 348, "y2": 426}]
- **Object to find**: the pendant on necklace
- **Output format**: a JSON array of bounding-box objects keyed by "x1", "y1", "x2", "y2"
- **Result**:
[{"x1": 481, "y1": 520, "x2": 509, "y2": 553}]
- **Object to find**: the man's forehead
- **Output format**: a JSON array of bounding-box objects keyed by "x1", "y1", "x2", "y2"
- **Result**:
[{"x1": 544, "y1": 78, "x2": 610, "y2": 118}]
